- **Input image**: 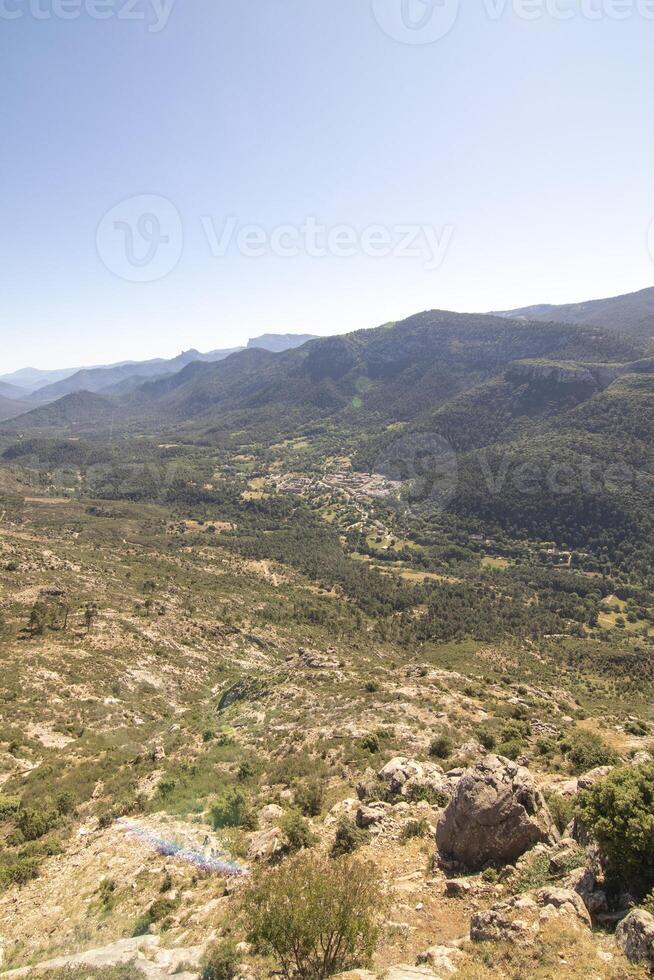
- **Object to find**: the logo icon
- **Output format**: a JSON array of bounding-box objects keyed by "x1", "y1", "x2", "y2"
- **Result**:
[
  {"x1": 96, "y1": 194, "x2": 183, "y2": 282},
  {"x1": 371, "y1": 0, "x2": 460, "y2": 45},
  {"x1": 374, "y1": 431, "x2": 458, "y2": 509}
]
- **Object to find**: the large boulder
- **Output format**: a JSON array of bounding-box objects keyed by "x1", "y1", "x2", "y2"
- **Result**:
[
  {"x1": 535, "y1": 887, "x2": 591, "y2": 927},
  {"x1": 616, "y1": 909, "x2": 654, "y2": 965},
  {"x1": 436, "y1": 755, "x2": 558, "y2": 870}
]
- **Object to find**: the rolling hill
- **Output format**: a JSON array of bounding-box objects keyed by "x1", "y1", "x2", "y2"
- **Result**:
[
  {"x1": 0, "y1": 395, "x2": 30, "y2": 422},
  {"x1": 4, "y1": 310, "x2": 646, "y2": 437},
  {"x1": 496, "y1": 285, "x2": 654, "y2": 342},
  {"x1": 27, "y1": 347, "x2": 244, "y2": 404}
]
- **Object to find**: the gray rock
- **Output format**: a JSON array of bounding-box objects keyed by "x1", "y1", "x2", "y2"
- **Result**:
[
  {"x1": 356, "y1": 805, "x2": 385, "y2": 828},
  {"x1": 384, "y1": 967, "x2": 440, "y2": 979},
  {"x1": 469, "y1": 907, "x2": 530, "y2": 943},
  {"x1": 247, "y1": 825, "x2": 284, "y2": 862},
  {"x1": 565, "y1": 865, "x2": 608, "y2": 917},
  {"x1": 416, "y1": 945, "x2": 464, "y2": 974},
  {"x1": 436, "y1": 755, "x2": 558, "y2": 871},
  {"x1": 616, "y1": 909, "x2": 654, "y2": 965},
  {"x1": 536, "y1": 887, "x2": 591, "y2": 927},
  {"x1": 258, "y1": 803, "x2": 284, "y2": 825},
  {"x1": 444, "y1": 878, "x2": 476, "y2": 899}
]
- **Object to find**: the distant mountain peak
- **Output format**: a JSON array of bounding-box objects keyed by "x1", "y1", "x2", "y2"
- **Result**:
[{"x1": 246, "y1": 333, "x2": 318, "y2": 353}]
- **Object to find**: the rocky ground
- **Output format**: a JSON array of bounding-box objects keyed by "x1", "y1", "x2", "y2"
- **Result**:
[{"x1": 1, "y1": 494, "x2": 654, "y2": 978}]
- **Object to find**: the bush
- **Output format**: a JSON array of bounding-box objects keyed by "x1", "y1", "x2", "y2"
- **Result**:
[
  {"x1": 0, "y1": 855, "x2": 40, "y2": 888},
  {"x1": 241, "y1": 852, "x2": 384, "y2": 978},
  {"x1": 576, "y1": 762, "x2": 654, "y2": 898},
  {"x1": 330, "y1": 817, "x2": 367, "y2": 858},
  {"x1": 281, "y1": 810, "x2": 315, "y2": 854},
  {"x1": 400, "y1": 818, "x2": 430, "y2": 841},
  {"x1": 211, "y1": 788, "x2": 257, "y2": 831},
  {"x1": 0, "y1": 794, "x2": 21, "y2": 819},
  {"x1": 564, "y1": 730, "x2": 618, "y2": 774},
  {"x1": 14, "y1": 803, "x2": 59, "y2": 842},
  {"x1": 497, "y1": 738, "x2": 524, "y2": 761},
  {"x1": 201, "y1": 939, "x2": 239, "y2": 980},
  {"x1": 404, "y1": 782, "x2": 448, "y2": 807},
  {"x1": 360, "y1": 734, "x2": 380, "y2": 754},
  {"x1": 295, "y1": 779, "x2": 325, "y2": 817},
  {"x1": 625, "y1": 720, "x2": 649, "y2": 737},
  {"x1": 544, "y1": 791, "x2": 575, "y2": 835},
  {"x1": 476, "y1": 727, "x2": 497, "y2": 751},
  {"x1": 132, "y1": 896, "x2": 178, "y2": 937},
  {"x1": 429, "y1": 734, "x2": 453, "y2": 760}
]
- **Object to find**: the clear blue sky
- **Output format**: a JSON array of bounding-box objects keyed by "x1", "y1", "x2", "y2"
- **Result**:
[{"x1": 2, "y1": 0, "x2": 654, "y2": 371}]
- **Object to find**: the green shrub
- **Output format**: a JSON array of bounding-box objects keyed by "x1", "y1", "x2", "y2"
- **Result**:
[
  {"x1": 237, "y1": 761, "x2": 255, "y2": 781},
  {"x1": 132, "y1": 896, "x2": 178, "y2": 937},
  {"x1": 476, "y1": 728, "x2": 497, "y2": 751},
  {"x1": 211, "y1": 788, "x2": 257, "y2": 831},
  {"x1": 0, "y1": 855, "x2": 40, "y2": 888},
  {"x1": 544, "y1": 791, "x2": 575, "y2": 835},
  {"x1": 429, "y1": 734, "x2": 453, "y2": 760},
  {"x1": 497, "y1": 738, "x2": 524, "y2": 761},
  {"x1": 404, "y1": 782, "x2": 449, "y2": 807},
  {"x1": 360, "y1": 734, "x2": 380, "y2": 754},
  {"x1": 625, "y1": 720, "x2": 649, "y2": 737},
  {"x1": 98, "y1": 878, "x2": 117, "y2": 910},
  {"x1": 400, "y1": 818, "x2": 430, "y2": 841},
  {"x1": 295, "y1": 779, "x2": 325, "y2": 817},
  {"x1": 330, "y1": 817, "x2": 367, "y2": 858},
  {"x1": 201, "y1": 939, "x2": 239, "y2": 980},
  {"x1": 241, "y1": 852, "x2": 383, "y2": 979},
  {"x1": 0, "y1": 794, "x2": 21, "y2": 819},
  {"x1": 576, "y1": 762, "x2": 654, "y2": 898},
  {"x1": 14, "y1": 802, "x2": 59, "y2": 842},
  {"x1": 281, "y1": 811, "x2": 315, "y2": 854},
  {"x1": 564, "y1": 730, "x2": 618, "y2": 774}
]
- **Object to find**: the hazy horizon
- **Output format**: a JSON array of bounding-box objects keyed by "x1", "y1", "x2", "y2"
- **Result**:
[{"x1": 1, "y1": 278, "x2": 652, "y2": 376}]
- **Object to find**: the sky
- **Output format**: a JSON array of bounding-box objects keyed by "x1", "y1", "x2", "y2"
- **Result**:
[{"x1": 2, "y1": 0, "x2": 654, "y2": 372}]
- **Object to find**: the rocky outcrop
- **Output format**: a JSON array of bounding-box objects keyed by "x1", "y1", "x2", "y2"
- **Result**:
[
  {"x1": 357, "y1": 757, "x2": 454, "y2": 807},
  {"x1": 436, "y1": 756, "x2": 557, "y2": 871},
  {"x1": 616, "y1": 909, "x2": 654, "y2": 965},
  {"x1": 247, "y1": 825, "x2": 285, "y2": 862},
  {"x1": 471, "y1": 887, "x2": 591, "y2": 945},
  {"x1": 565, "y1": 861, "x2": 608, "y2": 917},
  {"x1": 535, "y1": 887, "x2": 591, "y2": 927},
  {"x1": 470, "y1": 904, "x2": 532, "y2": 944},
  {"x1": 416, "y1": 944, "x2": 464, "y2": 975},
  {"x1": 0, "y1": 936, "x2": 202, "y2": 978}
]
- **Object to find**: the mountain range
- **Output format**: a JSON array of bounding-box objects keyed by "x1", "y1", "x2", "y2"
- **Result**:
[
  {"x1": 0, "y1": 333, "x2": 317, "y2": 416},
  {"x1": 496, "y1": 284, "x2": 654, "y2": 341},
  {"x1": 4, "y1": 285, "x2": 654, "y2": 568},
  {"x1": 4, "y1": 291, "x2": 648, "y2": 436}
]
